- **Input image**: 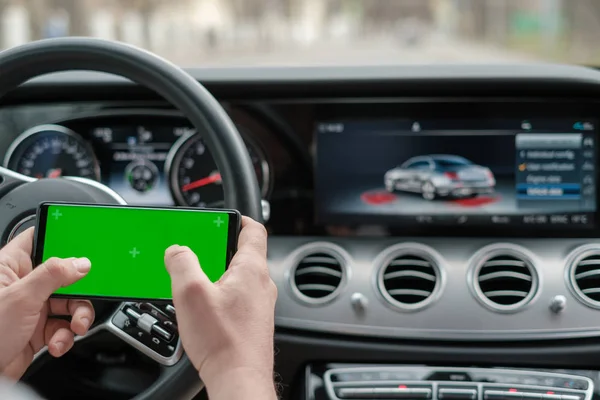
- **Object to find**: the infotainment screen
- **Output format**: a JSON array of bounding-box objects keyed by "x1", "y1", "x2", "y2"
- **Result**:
[{"x1": 315, "y1": 119, "x2": 597, "y2": 228}]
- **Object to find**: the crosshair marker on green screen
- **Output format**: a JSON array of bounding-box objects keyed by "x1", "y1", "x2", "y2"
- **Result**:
[{"x1": 41, "y1": 204, "x2": 231, "y2": 300}]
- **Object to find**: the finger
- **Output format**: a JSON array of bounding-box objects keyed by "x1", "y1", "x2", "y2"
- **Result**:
[
  {"x1": 3, "y1": 227, "x2": 34, "y2": 258},
  {"x1": 236, "y1": 217, "x2": 268, "y2": 258},
  {"x1": 164, "y1": 245, "x2": 211, "y2": 298},
  {"x1": 18, "y1": 257, "x2": 91, "y2": 303},
  {"x1": 0, "y1": 227, "x2": 35, "y2": 280},
  {"x1": 69, "y1": 300, "x2": 95, "y2": 336},
  {"x1": 49, "y1": 298, "x2": 95, "y2": 335},
  {"x1": 44, "y1": 319, "x2": 75, "y2": 358}
]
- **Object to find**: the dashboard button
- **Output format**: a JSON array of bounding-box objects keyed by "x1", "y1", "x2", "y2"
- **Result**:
[
  {"x1": 137, "y1": 313, "x2": 158, "y2": 334},
  {"x1": 336, "y1": 387, "x2": 376, "y2": 398},
  {"x1": 330, "y1": 372, "x2": 362, "y2": 382},
  {"x1": 521, "y1": 393, "x2": 543, "y2": 400},
  {"x1": 439, "y1": 388, "x2": 477, "y2": 400},
  {"x1": 561, "y1": 395, "x2": 583, "y2": 400},
  {"x1": 428, "y1": 371, "x2": 472, "y2": 382},
  {"x1": 542, "y1": 395, "x2": 562, "y2": 400},
  {"x1": 111, "y1": 311, "x2": 131, "y2": 329},
  {"x1": 485, "y1": 390, "x2": 523, "y2": 400}
]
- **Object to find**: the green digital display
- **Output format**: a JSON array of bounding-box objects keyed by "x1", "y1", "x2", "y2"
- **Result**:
[{"x1": 35, "y1": 203, "x2": 237, "y2": 300}]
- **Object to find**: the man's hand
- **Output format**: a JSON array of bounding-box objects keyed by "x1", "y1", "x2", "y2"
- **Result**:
[
  {"x1": 164, "y1": 216, "x2": 277, "y2": 400},
  {"x1": 0, "y1": 228, "x2": 94, "y2": 379}
]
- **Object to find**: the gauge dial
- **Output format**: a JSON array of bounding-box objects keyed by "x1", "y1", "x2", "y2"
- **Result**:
[
  {"x1": 4, "y1": 124, "x2": 100, "y2": 180},
  {"x1": 166, "y1": 133, "x2": 270, "y2": 207}
]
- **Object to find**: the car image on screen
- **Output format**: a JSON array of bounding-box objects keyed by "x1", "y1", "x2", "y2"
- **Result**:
[{"x1": 384, "y1": 155, "x2": 496, "y2": 200}]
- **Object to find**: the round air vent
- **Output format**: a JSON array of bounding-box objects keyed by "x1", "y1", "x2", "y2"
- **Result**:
[
  {"x1": 289, "y1": 243, "x2": 348, "y2": 305},
  {"x1": 376, "y1": 244, "x2": 443, "y2": 311},
  {"x1": 470, "y1": 245, "x2": 538, "y2": 312},
  {"x1": 567, "y1": 246, "x2": 600, "y2": 309}
]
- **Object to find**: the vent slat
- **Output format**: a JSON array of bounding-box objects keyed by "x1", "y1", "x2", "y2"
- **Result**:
[
  {"x1": 577, "y1": 259, "x2": 600, "y2": 267},
  {"x1": 389, "y1": 259, "x2": 431, "y2": 268},
  {"x1": 572, "y1": 253, "x2": 600, "y2": 305},
  {"x1": 574, "y1": 270, "x2": 600, "y2": 280},
  {"x1": 482, "y1": 260, "x2": 527, "y2": 268},
  {"x1": 476, "y1": 253, "x2": 534, "y2": 308},
  {"x1": 296, "y1": 284, "x2": 337, "y2": 292},
  {"x1": 387, "y1": 289, "x2": 433, "y2": 297},
  {"x1": 293, "y1": 250, "x2": 344, "y2": 301},
  {"x1": 380, "y1": 253, "x2": 438, "y2": 308},
  {"x1": 383, "y1": 270, "x2": 436, "y2": 281},
  {"x1": 295, "y1": 266, "x2": 343, "y2": 278},
  {"x1": 483, "y1": 290, "x2": 529, "y2": 299},
  {"x1": 478, "y1": 271, "x2": 532, "y2": 282},
  {"x1": 300, "y1": 256, "x2": 340, "y2": 265}
]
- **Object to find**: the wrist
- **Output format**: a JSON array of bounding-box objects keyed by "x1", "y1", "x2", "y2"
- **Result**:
[{"x1": 201, "y1": 366, "x2": 276, "y2": 400}]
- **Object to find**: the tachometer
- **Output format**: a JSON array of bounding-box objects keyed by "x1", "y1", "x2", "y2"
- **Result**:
[
  {"x1": 166, "y1": 132, "x2": 270, "y2": 207},
  {"x1": 4, "y1": 124, "x2": 100, "y2": 180}
]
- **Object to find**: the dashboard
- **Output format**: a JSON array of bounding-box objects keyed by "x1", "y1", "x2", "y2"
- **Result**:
[{"x1": 9, "y1": 64, "x2": 600, "y2": 400}]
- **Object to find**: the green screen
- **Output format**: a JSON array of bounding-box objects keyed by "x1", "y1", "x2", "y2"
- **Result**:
[{"x1": 41, "y1": 204, "x2": 230, "y2": 299}]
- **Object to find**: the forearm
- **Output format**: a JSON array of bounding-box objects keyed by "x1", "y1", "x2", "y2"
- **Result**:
[{"x1": 203, "y1": 367, "x2": 277, "y2": 400}]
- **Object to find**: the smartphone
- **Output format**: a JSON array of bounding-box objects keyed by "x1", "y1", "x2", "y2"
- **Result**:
[{"x1": 33, "y1": 202, "x2": 241, "y2": 301}]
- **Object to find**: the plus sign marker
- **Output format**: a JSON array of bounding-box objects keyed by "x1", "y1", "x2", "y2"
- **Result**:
[{"x1": 36, "y1": 204, "x2": 237, "y2": 300}]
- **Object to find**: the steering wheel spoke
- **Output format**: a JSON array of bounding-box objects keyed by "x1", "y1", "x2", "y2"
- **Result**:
[
  {"x1": 0, "y1": 165, "x2": 35, "y2": 196},
  {"x1": 106, "y1": 302, "x2": 183, "y2": 366}
]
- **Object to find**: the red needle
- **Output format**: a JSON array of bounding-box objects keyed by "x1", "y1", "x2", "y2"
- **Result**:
[
  {"x1": 182, "y1": 172, "x2": 221, "y2": 192},
  {"x1": 47, "y1": 168, "x2": 62, "y2": 178}
]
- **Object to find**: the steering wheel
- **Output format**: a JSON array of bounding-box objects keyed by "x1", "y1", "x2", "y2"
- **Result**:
[{"x1": 0, "y1": 38, "x2": 263, "y2": 399}]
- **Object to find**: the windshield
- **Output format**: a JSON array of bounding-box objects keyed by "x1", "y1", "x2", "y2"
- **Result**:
[{"x1": 1, "y1": 0, "x2": 594, "y2": 66}]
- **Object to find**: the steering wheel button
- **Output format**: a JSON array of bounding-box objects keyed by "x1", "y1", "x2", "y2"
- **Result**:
[
  {"x1": 165, "y1": 304, "x2": 176, "y2": 315},
  {"x1": 137, "y1": 313, "x2": 158, "y2": 333},
  {"x1": 152, "y1": 325, "x2": 172, "y2": 341},
  {"x1": 124, "y1": 307, "x2": 141, "y2": 322},
  {"x1": 111, "y1": 311, "x2": 131, "y2": 329}
]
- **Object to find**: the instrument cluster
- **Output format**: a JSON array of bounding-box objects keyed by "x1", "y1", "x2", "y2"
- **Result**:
[{"x1": 2, "y1": 111, "x2": 272, "y2": 207}]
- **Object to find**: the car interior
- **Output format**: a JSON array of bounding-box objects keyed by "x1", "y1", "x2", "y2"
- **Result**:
[{"x1": 2, "y1": 1, "x2": 600, "y2": 400}]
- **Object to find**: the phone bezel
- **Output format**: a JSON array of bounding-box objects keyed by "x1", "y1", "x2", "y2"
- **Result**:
[{"x1": 33, "y1": 201, "x2": 241, "y2": 301}]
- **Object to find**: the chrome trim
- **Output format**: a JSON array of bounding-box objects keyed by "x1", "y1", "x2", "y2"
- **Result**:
[
  {"x1": 565, "y1": 244, "x2": 600, "y2": 310},
  {"x1": 7, "y1": 215, "x2": 37, "y2": 242},
  {"x1": 261, "y1": 199, "x2": 271, "y2": 222},
  {"x1": 284, "y1": 242, "x2": 351, "y2": 306},
  {"x1": 4, "y1": 124, "x2": 101, "y2": 181},
  {"x1": 374, "y1": 243, "x2": 445, "y2": 312},
  {"x1": 0, "y1": 166, "x2": 35, "y2": 183},
  {"x1": 467, "y1": 243, "x2": 540, "y2": 313}
]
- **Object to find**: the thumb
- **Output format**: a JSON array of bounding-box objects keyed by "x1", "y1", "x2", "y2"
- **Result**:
[
  {"x1": 164, "y1": 245, "x2": 211, "y2": 297},
  {"x1": 17, "y1": 257, "x2": 91, "y2": 303}
]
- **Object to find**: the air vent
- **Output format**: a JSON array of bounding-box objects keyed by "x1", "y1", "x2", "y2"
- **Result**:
[
  {"x1": 291, "y1": 244, "x2": 347, "y2": 304},
  {"x1": 568, "y1": 248, "x2": 600, "y2": 308},
  {"x1": 471, "y1": 247, "x2": 537, "y2": 312},
  {"x1": 377, "y1": 245, "x2": 443, "y2": 311}
]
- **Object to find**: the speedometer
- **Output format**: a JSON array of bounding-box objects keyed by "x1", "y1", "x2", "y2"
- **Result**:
[
  {"x1": 4, "y1": 124, "x2": 100, "y2": 180},
  {"x1": 166, "y1": 132, "x2": 270, "y2": 207}
]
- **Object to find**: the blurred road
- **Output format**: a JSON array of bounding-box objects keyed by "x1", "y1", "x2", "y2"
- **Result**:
[{"x1": 167, "y1": 34, "x2": 539, "y2": 67}]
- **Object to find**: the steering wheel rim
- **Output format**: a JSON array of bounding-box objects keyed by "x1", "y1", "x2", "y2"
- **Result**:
[{"x1": 0, "y1": 37, "x2": 263, "y2": 400}]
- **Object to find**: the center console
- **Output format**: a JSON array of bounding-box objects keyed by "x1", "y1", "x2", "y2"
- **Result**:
[{"x1": 305, "y1": 365, "x2": 595, "y2": 400}]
